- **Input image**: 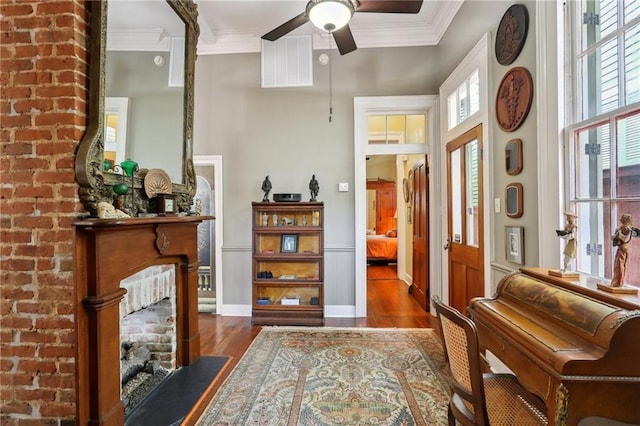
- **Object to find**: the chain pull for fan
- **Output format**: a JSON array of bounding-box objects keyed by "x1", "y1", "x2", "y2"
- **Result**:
[{"x1": 328, "y1": 36, "x2": 333, "y2": 123}]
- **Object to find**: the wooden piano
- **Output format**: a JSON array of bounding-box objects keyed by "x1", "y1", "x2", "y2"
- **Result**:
[{"x1": 468, "y1": 267, "x2": 640, "y2": 426}]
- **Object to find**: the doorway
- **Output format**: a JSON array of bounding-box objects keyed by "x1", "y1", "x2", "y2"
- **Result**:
[
  {"x1": 354, "y1": 96, "x2": 438, "y2": 317},
  {"x1": 366, "y1": 158, "x2": 399, "y2": 281},
  {"x1": 193, "y1": 155, "x2": 223, "y2": 315}
]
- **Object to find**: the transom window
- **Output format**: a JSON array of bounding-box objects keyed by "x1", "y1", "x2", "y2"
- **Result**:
[
  {"x1": 446, "y1": 69, "x2": 479, "y2": 130},
  {"x1": 567, "y1": 0, "x2": 640, "y2": 285},
  {"x1": 367, "y1": 114, "x2": 426, "y2": 144}
]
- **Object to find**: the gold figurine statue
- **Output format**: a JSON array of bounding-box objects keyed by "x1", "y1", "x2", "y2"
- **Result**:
[{"x1": 610, "y1": 214, "x2": 634, "y2": 288}]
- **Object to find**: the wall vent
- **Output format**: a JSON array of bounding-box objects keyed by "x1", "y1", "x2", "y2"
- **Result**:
[
  {"x1": 168, "y1": 36, "x2": 185, "y2": 87},
  {"x1": 261, "y1": 35, "x2": 313, "y2": 88}
]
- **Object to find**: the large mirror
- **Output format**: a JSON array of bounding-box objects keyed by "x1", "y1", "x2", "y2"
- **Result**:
[{"x1": 76, "y1": 0, "x2": 199, "y2": 217}]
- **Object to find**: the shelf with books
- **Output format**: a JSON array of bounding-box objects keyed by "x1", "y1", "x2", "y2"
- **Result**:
[{"x1": 251, "y1": 202, "x2": 324, "y2": 326}]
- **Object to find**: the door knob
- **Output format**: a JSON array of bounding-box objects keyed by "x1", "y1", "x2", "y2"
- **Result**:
[{"x1": 444, "y1": 236, "x2": 452, "y2": 251}]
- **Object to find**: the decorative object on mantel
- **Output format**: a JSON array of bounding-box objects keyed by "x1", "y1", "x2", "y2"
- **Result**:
[
  {"x1": 145, "y1": 168, "x2": 177, "y2": 215},
  {"x1": 496, "y1": 66, "x2": 533, "y2": 132},
  {"x1": 97, "y1": 201, "x2": 130, "y2": 219},
  {"x1": 309, "y1": 174, "x2": 319, "y2": 201},
  {"x1": 550, "y1": 211, "x2": 579, "y2": 278},
  {"x1": 144, "y1": 168, "x2": 173, "y2": 198},
  {"x1": 151, "y1": 193, "x2": 178, "y2": 216},
  {"x1": 109, "y1": 158, "x2": 139, "y2": 215},
  {"x1": 597, "y1": 213, "x2": 639, "y2": 294},
  {"x1": 495, "y1": 3, "x2": 529, "y2": 66},
  {"x1": 261, "y1": 176, "x2": 272, "y2": 202}
]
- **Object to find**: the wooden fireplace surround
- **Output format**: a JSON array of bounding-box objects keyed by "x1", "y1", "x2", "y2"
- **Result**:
[{"x1": 74, "y1": 216, "x2": 212, "y2": 425}]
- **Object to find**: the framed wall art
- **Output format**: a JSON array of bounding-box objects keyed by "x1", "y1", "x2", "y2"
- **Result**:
[
  {"x1": 505, "y1": 139, "x2": 523, "y2": 175},
  {"x1": 505, "y1": 183, "x2": 523, "y2": 218},
  {"x1": 280, "y1": 234, "x2": 298, "y2": 253},
  {"x1": 495, "y1": 4, "x2": 529, "y2": 66},
  {"x1": 505, "y1": 226, "x2": 525, "y2": 264},
  {"x1": 496, "y1": 67, "x2": 533, "y2": 132}
]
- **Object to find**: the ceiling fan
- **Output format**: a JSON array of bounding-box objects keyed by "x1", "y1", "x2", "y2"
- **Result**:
[{"x1": 261, "y1": 0, "x2": 424, "y2": 56}]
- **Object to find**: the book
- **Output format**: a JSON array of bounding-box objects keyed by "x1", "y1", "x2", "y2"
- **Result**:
[{"x1": 281, "y1": 297, "x2": 300, "y2": 305}]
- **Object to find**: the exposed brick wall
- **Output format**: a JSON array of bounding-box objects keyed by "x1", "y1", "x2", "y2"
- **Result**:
[{"x1": 1, "y1": 1, "x2": 89, "y2": 424}]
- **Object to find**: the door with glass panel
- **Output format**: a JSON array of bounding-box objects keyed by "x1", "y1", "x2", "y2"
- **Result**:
[{"x1": 446, "y1": 125, "x2": 484, "y2": 314}]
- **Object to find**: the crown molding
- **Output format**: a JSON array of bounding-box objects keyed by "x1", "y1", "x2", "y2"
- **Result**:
[
  {"x1": 107, "y1": 28, "x2": 172, "y2": 52},
  {"x1": 106, "y1": 1, "x2": 463, "y2": 55},
  {"x1": 196, "y1": 1, "x2": 463, "y2": 55}
]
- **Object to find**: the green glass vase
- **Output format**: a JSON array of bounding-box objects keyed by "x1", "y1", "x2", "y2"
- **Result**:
[
  {"x1": 113, "y1": 183, "x2": 128, "y2": 195},
  {"x1": 120, "y1": 158, "x2": 138, "y2": 176}
]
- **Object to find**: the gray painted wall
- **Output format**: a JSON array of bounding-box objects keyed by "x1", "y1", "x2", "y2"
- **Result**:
[{"x1": 193, "y1": 0, "x2": 542, "y2": 309}]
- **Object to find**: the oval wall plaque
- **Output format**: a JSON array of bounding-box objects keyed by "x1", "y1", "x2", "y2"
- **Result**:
[
  {"x1": 495, "y1": 4, "x2": 529, "y2": 66},
  {"x1": 495, "y1": 67, "x2": 533, "y2": 132}
]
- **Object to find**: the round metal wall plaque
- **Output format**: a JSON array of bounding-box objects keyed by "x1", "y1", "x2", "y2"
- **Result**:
[
  {"x1": 495, "y1": 4, "x2": 529, "y2": 66},
  {"x1": 495, "y1": 67, "x2": 533, "y2": 132}
]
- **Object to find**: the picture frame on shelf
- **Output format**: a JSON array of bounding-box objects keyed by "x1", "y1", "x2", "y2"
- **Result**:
[
  {"x1": 281, "y1": 234, "x2": 298, "y2": 253},
  {"x1": 505, "y1": 226, "x2": 525, "y2": 264}
]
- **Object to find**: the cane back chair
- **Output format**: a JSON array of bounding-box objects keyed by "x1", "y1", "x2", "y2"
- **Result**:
[{"x1": 432, "y1": 297, "x2": 548, "y2": 426}]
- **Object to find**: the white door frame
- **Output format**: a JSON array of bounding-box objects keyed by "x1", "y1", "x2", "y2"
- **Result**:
[
  {"x1": 353, "y1": 96, "x2": 438, "y2": 317},
  {"x1": 438, "y1": 34, "x2": 492, "y2": 306},
  {"x1": 193, "y1": 155, "x2": 223, "y2": 314}
]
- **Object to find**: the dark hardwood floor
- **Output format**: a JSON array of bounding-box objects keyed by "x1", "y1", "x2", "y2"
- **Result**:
[{"x1": 189, "y1": 269, "x2": 434, "y2": 422}]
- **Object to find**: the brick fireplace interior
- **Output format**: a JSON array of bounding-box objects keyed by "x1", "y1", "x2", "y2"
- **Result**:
[{"x1": 119, "y1": 265, "x2": 177, "y2": 417}]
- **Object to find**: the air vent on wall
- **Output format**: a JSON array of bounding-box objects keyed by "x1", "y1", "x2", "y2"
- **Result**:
[
  {"x1": 168, "y1": 37, "x2": 185, "y2": 87},
  {"x1": 261, "y1": 35, "x2": 313, "y2": 88}
]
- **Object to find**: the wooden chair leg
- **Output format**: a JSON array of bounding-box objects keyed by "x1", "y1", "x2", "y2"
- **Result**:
[{"x1": 448, "y1": 404, "x2": 456, "y2": 426}]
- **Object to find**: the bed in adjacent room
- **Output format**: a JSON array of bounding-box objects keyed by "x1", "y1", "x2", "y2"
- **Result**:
[{"x1": 366, "y1": 233, "x2": 398, "y2": 263}]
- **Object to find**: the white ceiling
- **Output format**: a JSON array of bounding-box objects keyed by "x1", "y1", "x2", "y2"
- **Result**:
[{"x1": 108, "y1": 0, "x2": 464, "y2": 55}]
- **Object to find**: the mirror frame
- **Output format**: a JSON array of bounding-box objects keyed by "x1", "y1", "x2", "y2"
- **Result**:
[
  {"x1": 505, "y1": 138, "x2": 523, "y2": 176},
  {"x1": 505, "y1": 182, "x2": 524, "y2": 218},
  {"x1": 76, "y1": 0, "x2": 199, "y2": 217}
]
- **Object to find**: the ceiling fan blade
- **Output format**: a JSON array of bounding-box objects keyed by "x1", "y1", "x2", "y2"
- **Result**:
[
  {"x1": 333, "y1": 25, "x2": 357, "y2": 55},
  {"x1": 261, "y1": 12, "x2": 309, "y2": 41},
  {"x1": 356, "y1": 0, "x2": 423, "y2": 14}
]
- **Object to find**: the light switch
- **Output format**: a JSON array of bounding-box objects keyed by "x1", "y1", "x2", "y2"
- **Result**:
[
  {"x1": 338, "y1": 182, "x2": 349, "y2": 192},
  {"x1": 494, "y1": 197, "x2": 501, "y2": 213}
]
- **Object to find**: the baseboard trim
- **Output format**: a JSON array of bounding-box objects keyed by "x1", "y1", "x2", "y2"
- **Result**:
[{"x1": 220, "y1": 304, "x2": 357, "y2": 318}]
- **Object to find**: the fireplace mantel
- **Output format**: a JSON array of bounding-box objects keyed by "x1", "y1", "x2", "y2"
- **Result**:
[{"x1": 73, "y1": 216, "x2": 213, "y2": 425}]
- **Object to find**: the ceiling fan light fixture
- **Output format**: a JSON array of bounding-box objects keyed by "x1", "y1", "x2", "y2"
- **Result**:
[{"x1": 307, "y1": 0, "x2": 355, "y2": 33}]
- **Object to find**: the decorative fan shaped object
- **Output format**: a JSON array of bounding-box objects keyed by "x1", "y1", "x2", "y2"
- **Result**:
[
  {"x1": 144, "y1": 168, "x2": 172, "y2": 198},
  {"x1": 261, "y1": 0, "x2": 424, "y2": 56}
]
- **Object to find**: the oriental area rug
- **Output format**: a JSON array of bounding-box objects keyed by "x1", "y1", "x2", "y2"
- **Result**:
[{"x1": 196, "y1": 327, "x2": 450, "y2": 425}]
